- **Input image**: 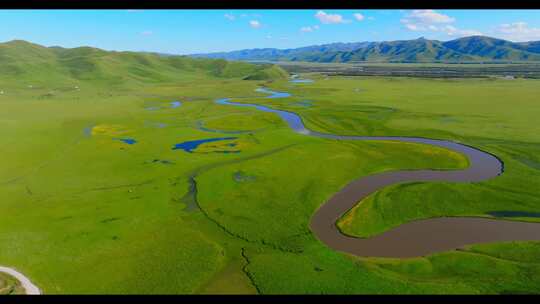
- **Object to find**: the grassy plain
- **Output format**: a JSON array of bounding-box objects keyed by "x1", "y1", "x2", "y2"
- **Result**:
[
  {"x1": 1, "y1": 41, "x2": 539, "y2": 294},
  {"x1": 193, "y1": 75, "x2": 540, "y2": 294}
]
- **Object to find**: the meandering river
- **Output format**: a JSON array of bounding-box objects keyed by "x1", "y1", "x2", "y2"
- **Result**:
[{"x1": 216, "y1": 85, "x2": 540, "y2": 258}]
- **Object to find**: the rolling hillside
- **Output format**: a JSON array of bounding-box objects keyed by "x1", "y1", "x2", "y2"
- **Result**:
[
  {"x1": 441, "y1": 36, "x2": 540, "y2": 61},
  {"x1": 0, "y1": 40, "x2": 288, "y2": 87},
  {"x1": 191, "y1": 36, "x2": 540, "y2": 63}
]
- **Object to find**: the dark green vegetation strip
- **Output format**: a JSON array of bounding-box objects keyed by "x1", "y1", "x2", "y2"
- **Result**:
[{"x1": 240, "y1": 248, "x2": 261, "y2": 294}]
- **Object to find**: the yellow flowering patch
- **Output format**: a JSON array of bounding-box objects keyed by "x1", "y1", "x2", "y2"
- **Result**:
[
  {"x1": 419, "y1": 146, "x2": 468, "y2": 165},
  {"x1": 91, "y1": 124, "x2": 131, "y2": 137},
  {"x1": 194, "y1": 138, "x2": 251, "y2": 154}
]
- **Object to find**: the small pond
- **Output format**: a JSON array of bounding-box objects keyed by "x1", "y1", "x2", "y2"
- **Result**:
[
  {"x1": 113, "y1": 138, "x2": 137, "y2": 145},
  {"x1": 290, "y1": 79, "x2": 314, "y2": 83},
  {"x1": 172, "y1": 137, "x2": 238, "y2": 153},
  {"x1": 255, "y1": 87, "x2": 291, "y2": 99}
]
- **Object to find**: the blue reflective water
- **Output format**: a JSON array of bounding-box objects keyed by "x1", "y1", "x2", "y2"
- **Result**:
[
  {"x1": 114, "y1": 138, "x2": 137, "y2": 145},
  {"x1": 255, "y1": 87, "x2": 291, "y2": 98},
  {"x1": 83, "y1": 124, "x2": 94, "y2": 137},
  {"x1": 171, "y1": 101, "x2": 182, "y2": 108},
  {"x1": 290, "y1": 79, "x2": 314, "y2": 83},
  {"x1": 216, "y1": 98, "x2": 309, "y2": 134},
  {"x1": 172, "y1": 137, "x2": 238, "y2": 153}
]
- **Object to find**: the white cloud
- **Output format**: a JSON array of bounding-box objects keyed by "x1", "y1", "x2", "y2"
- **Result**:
[
  {"x1": 353, "y1": 13, "x2": 365, "y2": 22},
  {"x1": 444, "y1": 25, "x2": 482, "y2": 37},
  {"x1": 400, "y1": 10, "x2": 481, "y2": 38},
  {"x1": 140, "y1": 30, "x2": 153, "y2": 36},
  {"x1": 300, "y1": 25, "x2": 320, "y2": 33},
  {"x1": 462, "y1": 30, "x2": 483, "y2": 36},
  {"x1": 405, "y1": 24, "x2": 419, "y2": 31},
  {"x1": 224, "y1": 13, "x2": 235, "y2": 21},
  {"x1": 405, "y1": 9, "x2": 455, "y2": 24},
  {"x1": 315, "y1": 10, "x2": 350, "y2": 24},
  {"x1": 249, "y1": 20, "x2": 261, "y2": 29},
  {"x1": 496, "y1": 22, "x2": 540, "y2": 42},
  {"x1": 126, "y1": 9, "x2": 143, "y2": 13},
  {"x1": 401, "y1": 10, "x2": 455, "y2": 31}
]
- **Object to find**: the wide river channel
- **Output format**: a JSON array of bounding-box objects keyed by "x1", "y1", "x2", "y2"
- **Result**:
[{"x1": 216, "y1": 85, "x2": 540, "y2": 258}]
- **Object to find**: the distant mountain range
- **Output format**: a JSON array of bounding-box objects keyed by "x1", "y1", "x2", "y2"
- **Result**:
[{"x1": 191, "y1": 36, "x2": 540, "y2": 63}]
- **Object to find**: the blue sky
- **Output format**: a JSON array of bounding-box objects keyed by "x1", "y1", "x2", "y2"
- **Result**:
[{"x1": 1, "y1": 10, "x2": 540, "y2": 54}]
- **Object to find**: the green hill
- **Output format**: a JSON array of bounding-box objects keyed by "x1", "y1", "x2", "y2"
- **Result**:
[
  {"x1": 442, "y1": 36, "x2": 540, "y2": 61},
  {"x1": 522, "y1": 41, "x2": 540, "y2": 53},
  {"x1": 0, "y1": 40, "x2": 288, "y2": 87},
  {"x1": 334, "y1": 38, "x2": 477, "y2": 63},
  {"x1": 191, "y1": 36, "x2": 540, "y2": 63}
]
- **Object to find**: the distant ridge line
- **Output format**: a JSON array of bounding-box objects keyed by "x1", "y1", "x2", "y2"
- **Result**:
[{"x1": 190, "y1": 36, "x2": 540, "y2": 63}]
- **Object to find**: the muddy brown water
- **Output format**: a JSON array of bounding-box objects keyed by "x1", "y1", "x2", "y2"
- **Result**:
[{"x1": 217, "y1": 88, "x2": 540, "y2": 258}]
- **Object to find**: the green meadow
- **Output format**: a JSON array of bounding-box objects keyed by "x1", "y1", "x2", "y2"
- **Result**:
[{"x1": 1, "y1": 40, "x2": 539, "y2": 294}]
